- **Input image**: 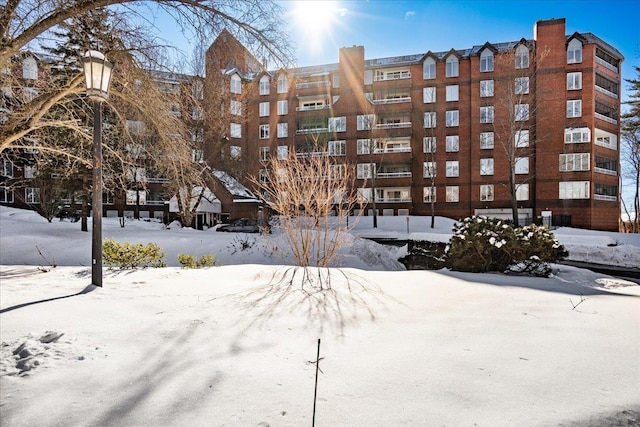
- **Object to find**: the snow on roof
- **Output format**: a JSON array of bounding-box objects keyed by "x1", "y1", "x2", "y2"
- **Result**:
[{"x1": 209, "y1": 168, "x2": 258, "y2": 200}]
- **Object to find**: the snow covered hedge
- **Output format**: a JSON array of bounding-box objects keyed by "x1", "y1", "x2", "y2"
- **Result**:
[{"x1": 445, "y1": 216, "x2": 568, "y2": 276}]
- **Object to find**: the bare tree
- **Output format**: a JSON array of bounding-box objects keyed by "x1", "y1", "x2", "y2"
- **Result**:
[{"x1": 620, "y1": 65, "x2": 640, "y2": 232}]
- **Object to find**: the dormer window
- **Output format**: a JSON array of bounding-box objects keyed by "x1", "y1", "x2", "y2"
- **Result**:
[
  {"x1": 277, "y1": 74, "x2": 288, "y2": 93},
  {"x1": 423, "y1": 57, "x2": 436, "y2": 79},
  {"x1": 446, "y1": 55, "x2": 458, "y2": 78},
  {"x1": 230, "y1": 74, "x2": 242, "y2": 94},
  {"x1": 515, "y1": 45, "x2": 529, "y2": 69},
  {"x1": 22, "y1": 57, "x2": 37, "y2": 80},
  {"x1": 567, "y1": 39, "x2": 582, "y2": 64},
  {"x1": 480, "y1": 49, "x2": 493, "y2": 72},
  {"x1": 259, "y1": 75, "x2": 270, "y2": 95}
]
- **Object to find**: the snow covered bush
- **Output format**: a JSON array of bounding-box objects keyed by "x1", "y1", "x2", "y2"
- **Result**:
[
  {"x1": 445, "y1": 216, "x2": 567, "y2": 275},
  {"x1": 178, "y1": 253, "x2": 217, "y2": 268},
  {"x1": 103, "y1": 239, "x2": 166, "y2": 269}
]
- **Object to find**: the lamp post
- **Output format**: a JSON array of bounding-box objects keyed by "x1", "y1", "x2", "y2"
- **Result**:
[{"x1": 82, "y1": 50, "x2": 113, "y2": 287}]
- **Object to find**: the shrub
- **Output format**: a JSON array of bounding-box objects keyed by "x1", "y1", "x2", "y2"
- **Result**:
[
  {"x1": 445, "y1": 216, "x2": 567, "y2": 275},
  {"x1": 178, "y1": 253, "x2": 217, "y2": 268},
  {"x1": 103, "y1": 239, "x2": 166, "y2": 269}
]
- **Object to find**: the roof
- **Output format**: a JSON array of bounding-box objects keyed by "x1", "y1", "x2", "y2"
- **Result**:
[{"x1": 208, "y1": 168, "x2": 258, "y2": 200}]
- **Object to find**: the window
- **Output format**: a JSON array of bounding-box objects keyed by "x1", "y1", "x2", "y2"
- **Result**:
[
  {"x1": 328, "y1": 116, "x2": 346, "y2": 132},
  {"x1": 560, "y1": 153, "x2": 590, "y2": 171},
  {"x1": 515, "y1": 77, "x2": 529, "y2": 94},
  {"x1": 357, "y1": 114, "x2": 375, "y2": 130},
  {"x1": 423, "y1": 187, "x2": 436, "y2": 203},
  {"x1": 1, "y1": 160, "x2": 13, "y2": 177},
  {"x1": 515, "y1": 157, "x2": 529, "y2": 174},
  {"x1": 446, "y1": 135, "x2": 459, "y2": 152},
  {"x1": 480, "y1": 49, "x2": 494, "y2": 72},
  {"x1": 357, "y1": 139, "x2": 371, "y2": 155},
  {"x1": 515, "y1": 103, "x2": 529, "y2": 121},
  {"x1": 329, "y1": 140, "x2": 346, "y2": 156},
  {"x1": 259, "y1": 76, "x2": 270, "y2": 95},
  {"x1": 424, "y1": 112, "x2": 436, "y2": 128},
  {"x1": 23, "y1": 87, "x2": 38, "y2": 102},
  {"x1": 230, "y1": 146, "x2": 241, "y2": 160},
  {"x1": 0, "y1": 186, "x2": 14, "y2": 203},
  {"x1": 423, "y1": 137, "x2": 436, "y2": 153},
  {"x1": 260, "y1": 147, "x2": 270, "y2": 162},
  {"x1": 423, "y1": 87, "x2": 436, "y2": 103},
  {"x1": 423, "y1": 161, "x2": 436, "y2": 178},
  {"x1": 230, "y1": 123, "x2": 241, "y2": 138},
  {"x1": 446, "y1": 56, "x2": 459, "y2": 77},
  {"x1": 480, "y1": 132, "x2": 494, "y2": 149},
  {"x1": 364, "y1": 70, "x2": 373, "y2": 85},
  {"x1": 446, "y1": 160, "x2": 459, "y2": 177},
  {"x1": 25, "y1": 187, "x2": 40, "y2": 204},
  {"x1": 423, "y1": 57, "x2": 436, "y2": 79},
  {"x1": 565, "y1": 127, "x2": 590, "y2": 143},
  {"x1": 567, "y1": 39, "x2": 582, "y2": 64},
  {"x1": 126, "y1": 190, "x2": 146, "y2": 205},
  {"x1": 277, "y1": 145, "x2": 288, "y2": 159},
  {"x1": 259, "y1": 124, "x2": 270, "y2": 139},
  {"x1": 480, "y1": 80, "x2": 494, "y2": 97},
  {"x1": 277, "y1": 100, "x2": 288, "y2": 115},
  {"x1": 567, "y1": 72, "x2": 582, "y2": 90},
  {"x1": 22, "y1": 57, "x2": 37, "y2": 80},
  {"x1": 331, "y1": 164, "x2": 346, "y2": 180},
  {"x1": 230, "y1": 75, "x2": 241, "y2": 94},
  {"x1": 480, "y1": 106, "x2": 494, "y2": 123},
  {"x1": 446, "y1": 110, "x2": 459, "y2": 127},
  {"x1": 230, "y1": 100, "x2": 242, "y2": 116},
  {"x1": 446, "y1": 85, "x2": 459, "y2": 101},
  {"x1": 567, "y1": 100, "x2": 582, "y2": 118},
  {"x1": 277, "y1": 74, "x2": 288, "y2": 93},
  {"x1": 357, "y1": 163, "x2": 374, "y2": 179},
  {"x1": 192, "y1": 80, "x2": 204, "y2": 99},
  {"x1": 595, "y1": 183, "x2": 617, "y2": 201},
  {"x1": 259, "y1": 102, "x2": 269, "y2": 117},
  {"x1": 277, "y1": 122, "x2": 288, "y2": 138},
  {"x1": 515, "y1": 130, "x2": 530, "y2": 147},
  {"x1": 480, "y1": 158, "x2": 494, "y2": 175},
  {"x1": 516, "y1": 184, "x2": 529, "y2": 201},
  {"x1": 446, "y1": 186, "x2": 459, "y2": 202},
  {"x1": 480, "y1": 184, "x2": 494, "y2": 201},
  {"x1": 24, "y1": 165, "x2": 38, "y2": 178},
  {"x1": 515, "y1": 45, "x2": 529, "y2": 69},
  {"x1": 192, "y1": 108, "x2": 203, "y2": 120},
  {"x1": 559, "y1": 181, "x2": 589, "y2": 199},
  {"x1": 259, "y1": 168, "x2": 269, "y2": 183}
]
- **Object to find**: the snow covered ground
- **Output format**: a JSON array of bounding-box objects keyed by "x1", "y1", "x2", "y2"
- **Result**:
[{"x1": 1, "y1": 206, "x2": 639, "y2": 426}]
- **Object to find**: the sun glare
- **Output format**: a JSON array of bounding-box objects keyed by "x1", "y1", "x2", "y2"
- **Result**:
[{"x1": 291, "y1": 0, "x2": 344, "y2": 53}]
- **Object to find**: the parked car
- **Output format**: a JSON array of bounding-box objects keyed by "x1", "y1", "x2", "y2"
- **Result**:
[{"x1": 216, "y1": 218, "x2": 261, "y2": 233}]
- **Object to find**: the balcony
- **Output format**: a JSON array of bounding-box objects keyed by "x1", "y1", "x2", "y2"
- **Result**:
[
  {"x1": 373, "y1": 71, "x2": 411, "y2": 82},
  {"x1": 595, "y1": 112, "x2": 617, "y2": 125},
  {"x1": 374, "y1": 121, "x2": 411, "y2": 130},
  {"x1": 375, "y1": 187, "x2": 411, "y2": 203},
  {"x1": 596, "y1": 56, "x2": 619, "y2": 73},
  {"x1": 147, "y1": 177, "x2": 170, "y2": 183},
  {"x1": 296, "y1": 80, "x2": 331, "y2": 90},
  {"x1": 296, "y1": 127, "x2": 330, "y2": 135},
  {"x1": 146, "y1": 200, "x2": 168, "y2": 206},
  {"x1": 594, "y1": 194, "x2": 617, "y2": 201},
  {"x1": 372, "y1": 96, "x2": 411, "y2": 105},
  {"x1": 376, "y1": 171, "x2": 412, "y2": 178},
  {"x1": 596, "y1": 85, "x2": 618, "y2": 99},
  {"x1": 296, "y1": 104, "x2": 330, "y2": 112},
  {"x1": 594, "y1": 167, "x2": 617, "y2": 176},
  {"x1": 296, "y1": 151, "x2": 328, "y2": 158}
]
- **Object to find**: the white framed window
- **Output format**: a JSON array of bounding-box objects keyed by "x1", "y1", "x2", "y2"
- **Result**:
[
  {"x1": 277, "y1": 145, "x2": 288, "y2": 159},
  {"x1": 259, "y1": 124, "x2": 270, "y2": 139},
  {"x1": 446, "y1": 56, "x2": 459, "y2": 77},
  {"x1": 560, "y1": 153, "x2": 590, "y2": 171},
  {"x1": 259, "y1": 168, "x2": 269, "y2": 183},
  {"x1": 567, "y1": 100, "x2": 582, "y2": 118},
  {"x1": 567, "y1": 72, "x2": 582, "y2": 90},
  {"x1": 25, "y1": 187, "x2": 40, "y2": 204},
  {"x1": 364, "y1": 70, "x2": 373, "y2": 85},
  {"x1": 0, "y1": 186, "x2": 14, "y2": 203},
  {"x1": 259, "y1": 102, "x2": 269, "y2": 117},
  {"x1": 1, "y1": 160, "x2": 13, "y2": 177},
  {"x1": 357, "y1": 163, "x2": 374, "y2": 179},
  {"x1": 192, "y1": 80, "x2": 204, "y2": 99},
  {"x1": 331, "y1": 164, "x2": 346, "y2": 180},
  {"x1": 328, "y1": 140, "x2": 346, "y2": 156},
  {"x1": 480, "y1": 158, "x2": 494, "y2": 175},
  {"x1": 24, "y1": 165, "x2": 38, "y2": 178},
  {"x1": 259, "y1": 146, "x2": 270, "y2": 162},
  {"x1": 515, "y1": 103, "x2": 529, "y2": 121},
  {"x1": 230, "y1": 74, "x2": 242, "y2": 94},
  {"x1": 423, "y1": 137, "x2": 436, "y2": 153},
  {"x1": 192, "y1": 108, "x2": 203, "y2": 120},
  {"x1": 277, "y1": 100, "x2": 288, "y2": 115},
  {"x1": 567, "y1": 39, "x2": 582, "y2": 64},
  {"x1": 23, "y1": 87, "x2": 38, "y2": 102},
  {"x1": 424, "y1": 112, "x2": 436, "y2": 128},
  {"x1": 357, "y1": 114, "x2": 375, "y2": 130},
  {"x1": 423, "y1": 87, "x2": 436, "y2": 103},
  {"x1": 277, "y1": 122, "x2": 288, "y2": 138},
  {"x1": 259, "y1": 75, "x2": 270, "y2": 95},
  {"x1": 516, "y1": 183, "x2": 529, "y2": 201},
  {"x1": 565, "y1": 127, "x2": 591, "y2": 143},
  {"x1": 480, "y1": 49, "x2": 494, "y2": 72},
  {"x1": 423, "y1": 187, "x2": 436, "y2": 203},
  {"x1": 126, "y1": 190, "x2": 146, "y2": 205},
  {"x1": 230, "y1": 123, "x2": 241, "y2": 138},
  {"x1": 480, "y1": 184, "x2": 494, "y2": 201},
  {"x1": 515, "y1": 129, "x2": 530, "y2": 147},
  {"x1": 480, "y1": 106, "x2": 494, "y2": 123},
  {"x1": 230, "y1": 145, "x2": 242, "y2": 160},
  {"x1": 423, "y1": 161, "x2": 436, "y2": 178},
  {"x1": 357, "y1": 139, "x2": 371, "y2": 155},
  {"x1": 277, "y1": 74, "x2": 288, "y2": 93},
  {"x1": 515, "y1": 45, "x2": 529, "y2": 69},
  {"x1": 446, "y1": 160, "x2": 459, "y2": 177},
  {"x1": 445, "y1": 135, "x2": 459, "y2": 152},
  {"x1": 480, "y1": 132, "x2": 494, "y2": 149},
  {"x1": 22, "y1": 57, "x2": 37, "y2": 80},
  {"x1": 230, "y1": 100, "x2": 242, "y2": 116},
  {"x1": 559, "y1": 181, "x2": 589, "y2": 199},
  {"x1": 515, "y1": 77, "x2": 529, "y2": 94},
  {"x1": 446, "y1": 110, "x2": 459, "y2": 127},
  {"x1": 328, "y1": 116, "x2": 346, "y2": 132},
  {"x1": 515, "y1": 157, "x2": 529, "y2": 174},
  {"x1": 446, "y1": 85, "x2": 459, "y2": 101},
  {"x1": 480, "y1": 80, "x2": 494, "y2": 97},
  {"x1": 423, "y1": 57, "x2": 436, "y2": 79},
  {"x1": 446, "y1": 186, "x2": 459, "y2": 202}
]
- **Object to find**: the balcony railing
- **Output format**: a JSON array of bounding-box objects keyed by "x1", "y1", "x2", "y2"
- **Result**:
[
  {"x1": 372, "y1": 96, "x2": 411, "y2": 105},
  {"x1": 376, "y1": 171, "x2": 412, "y2": 178},
  {"x1": 373, "y1": 72, "x2": 411, "y2": 82},
  {"x1": 296, "y1": 104, "x2": 330, "y2": 112},
  {"x1": 295, "y1": 80, "x2": 331, "y2": 89},
  {"x1": 147, "y1": 177, "x2": 170, "y2": 183},
  {"x1": 596, "y1": 85, "x2": 618, "y2": 99},
  {"x1": 146, "y1": 200, "x2": 168, "y2": 206},
  {"x1": 595, "y1": 139, "x2": 617, "y2": 150},
  {"x1": 296, "y1": 127, "x2": 329, "y2": 135},
  {"x1": 375, "y1": 196, "x2": 412, "y2": 203},
  {"x1": 374, "y1": 146, "x2": 411, "y2": 154},
  {"x1": 594, "y1": 167, "x2": 617, "y2": 176},
  {"x1": 375, "y1": 122, "x2": 411, "y2": 129},
  {"x1": 594, "y1": 194, "x2": 617, "y2": 201},
  {"x1": 595, "y1": 112, "x2": 617, "y2": 125},
  {"x1": 596, "y1": 57, "x2": 618, "y2": 73},
  {"x1": 296, "y1": 151, "x2": 328, "y2": 158}
]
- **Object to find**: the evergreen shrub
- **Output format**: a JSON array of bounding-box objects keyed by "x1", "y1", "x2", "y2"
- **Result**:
[
  {"x1": 103, "y1": 239, "x2": 166, "y2": 269},
  {"x1": 178, "y1": 254, "x2": 217, "y2": 268}
]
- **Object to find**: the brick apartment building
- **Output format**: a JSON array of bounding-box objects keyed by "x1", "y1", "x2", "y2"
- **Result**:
[{"x1": 204, "y1": 18, "x2": 623, "y2": 231}]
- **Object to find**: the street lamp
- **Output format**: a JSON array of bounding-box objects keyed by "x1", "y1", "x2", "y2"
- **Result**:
[{"x1": 82, "y1": 50, "x2": 113, "y2": 287}]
